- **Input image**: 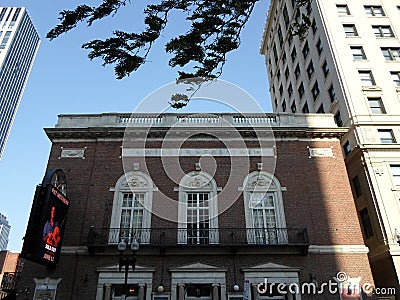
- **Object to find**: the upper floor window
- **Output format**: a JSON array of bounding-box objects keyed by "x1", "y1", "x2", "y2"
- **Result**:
[
  {"x1": 359, "y1": 208, "x2": 374, "y2": 239},
  {"x1": 316, "y1": 39, "x2": 323, "y2": 55},
  {"x1": 378, "y1": 129, "x2": 396, "y2": 144},
  {"x1": 278, "y1": 25, "x2": 284, "y2": 48},
  {"x1": 381, "y1": 48, "x2": 400, "y2": 61},
  {"x1": 337, "y1": 4, "x2": 350, "y2": 16},
  {"x1": 291, "y1": 47, "x2": 297, "y2": 62},
  {"x1": 302, "y1": 102, "x2": 309, "y2": 113},
  {"x1": 351, "y1": 46, "x2": 366, "y2": 60},
  {"x1": 352, "y1": 176, "x2": 363, "y2": 198},
  {"x1": 343, "y1": 24, "x2": 358, "y2": 37},
  {"x1": 390, "y1": 71, "x2": 400, "y2": 86},
  {"x1": 302, "y1": 41, "x2": 309, "y2": 59},
  {"x1": 322, "y1": 60, "x2": 329, "y2": 78},
  {"x1": 294, "y1": 64, "x2": 300, "y2": 79},
  {"x1": 359, "y1": 71, "x2": 375, "y2": 86},
  {"x1": 291, "y1": 102, "x2": 297, "y2": 113},
  {"x1": 298, "y1": 82, "x2": 305, "y2": 98},
  {"x1": 0, "y1": 31, "x2": 11, "y2": 49},
  {"x1": 109, "y1": 171, "x2": 155, "y2": 244},
  {"x1": 288, "y1": 83, "x2": 293, "y2": 97},
  {"x1": 334, "y1": 111, "x2": 343, "y2": 127},
  {"x1": 285, "y1": 66, "x2": 289, "y2": 80},
  {"x1": 311, "y1": 19, "x2": 317, "y2": 34},
  {"x1": 328, "y1": 84, "x2": 336, "y2": 102},
  {"x1": 372, "y1": 25, "x2": 394, "y2": 38},
  {"x1": 279, "y1": 83, "x2": 283, "y2": 96},
  {"x1": 283, "y1": 5, "x2": 289, "y2": 29},
  {"x1": 364, "y1": 6, "x2": 385, "y2": 17},
  {"x1": 178, "y1": 171, "x2": 219, "y2": 245},
  {"x1": 390, "y1": 165, "x2": 400, "y2": 186},
  {"x1": 242, "y1": 171, "x2": 287, "y2": 245},
  {"x1": 311, "y1": 81, "x2": 320, "y2": 100},
  {"x1": 316, "y1": 104, "x2": 324, "y2": 113},
  {"x1": 307, "y1": 61, "x2": 314, "y2": 79},
  {"x1": 343, "y1": 141, "x2": 351, "y2": 156},
  {"x1": 368, "y1": 97, "x2": 386, "y2": 114},
  {"x1": 282, "y1": 99, "x2": 287, "y2": 112}
]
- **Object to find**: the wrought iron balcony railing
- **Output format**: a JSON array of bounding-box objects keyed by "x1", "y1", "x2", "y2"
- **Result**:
[{"x1": 87, "y1": 227, "x2": 309, "y2": 248}]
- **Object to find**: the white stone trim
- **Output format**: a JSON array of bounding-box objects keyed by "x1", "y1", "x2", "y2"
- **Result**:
[
  {"x1": 59, "y1": 147, "x2": 86, "y2": 159},
  {"x1": 33, "y1": 277, "x2": 62, "y2": 300},
  {"x1": 308, "y1": 245, "x2": 369, "y2": 254},
  {"x1": 122, "y1": 148, "x2": 274, "y2": 157},
  {"x1": 96, "y1": 264, "x2": 154, "y2": 300}
]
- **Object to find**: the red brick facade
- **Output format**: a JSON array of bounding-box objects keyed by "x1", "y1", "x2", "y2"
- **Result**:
[{"x1": 17, "y1": 114, "x2": 374, "y2": 300}]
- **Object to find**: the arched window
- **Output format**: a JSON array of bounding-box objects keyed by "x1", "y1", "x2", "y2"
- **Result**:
[
  {"x1": 178, "y1": 171, "x2": 219, "y2": 245},
  {"x1": 242, "y1": 171, "x2": 287, "y2": 244},
  {"x1": 109, "y1": 171, "x2": 155, "y2": 244}
]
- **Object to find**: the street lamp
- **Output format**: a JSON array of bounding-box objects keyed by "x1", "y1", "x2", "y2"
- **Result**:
[{"x1": 118, "y1": 238, "x2": 139, "y2": 288}]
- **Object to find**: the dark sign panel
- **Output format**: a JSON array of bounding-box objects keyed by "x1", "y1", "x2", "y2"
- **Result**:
[{"x1": 21, "y1": 184, "x2": 69, "y2": 267}]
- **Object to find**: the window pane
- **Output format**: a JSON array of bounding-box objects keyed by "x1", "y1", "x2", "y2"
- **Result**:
[
  {"x1": 378, "y1": 129, "x2": 395, "y2": 143},
  {"x1": 343, "y1": 25, "x2": 358, "y2": 36},
  {"x1": 391, "y1": 165, "x2": 400, "y2": 186},
  {"x1": 368, "y1": 98, "x2": 385, "y2": 114},
  {"x1": 351, "y1": 47, "x2": 366, "y2": 60},
  {"x1": 359, "y1": 71, "x2": 375, "y2": 85}
]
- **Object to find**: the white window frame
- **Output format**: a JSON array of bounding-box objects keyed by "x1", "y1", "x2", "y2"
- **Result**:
[
  {"x1": 242, "y1": 171, "x2": 287, "y2": 244},
  {"x1": 390, "y1": 165, "x2": 400, "y2": 186},
  {"x1": 109, "y1": 171, "x2": 155, "y2": 244},
  {"x1": 178, "y1": 171, "x2": 219, "y2": 244},
  {"x1": 33, "y1": 278, "x2": 62, "y2": 300}
]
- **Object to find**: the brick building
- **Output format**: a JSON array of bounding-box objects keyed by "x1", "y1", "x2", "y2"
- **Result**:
[{"x1": 18, "y1": 113, "x2": 374, "y2": 300}]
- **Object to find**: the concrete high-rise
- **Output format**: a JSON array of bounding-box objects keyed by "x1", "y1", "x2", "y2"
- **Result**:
[
  {"x1": 0, "y1": 7, "x2": 40, "y2": 159},
  {"x1": 0, "y1": 214, "x2": 10, "y2": 251},
  {"x1": 261, "y1": 0, "x2": 400, "y2": 294}
]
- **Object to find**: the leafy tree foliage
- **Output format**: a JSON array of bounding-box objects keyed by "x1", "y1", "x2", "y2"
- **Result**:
[{"x1": 47, "y1": 0, "x2": 311, "y2": 108}]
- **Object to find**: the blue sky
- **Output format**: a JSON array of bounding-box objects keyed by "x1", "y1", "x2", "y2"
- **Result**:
[{"x1": 0, "y1": 0, "x2": 272, "y2": 251}]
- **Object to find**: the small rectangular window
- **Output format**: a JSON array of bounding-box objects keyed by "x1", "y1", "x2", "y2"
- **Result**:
[
  {"x1": 381, "y1": 48, "x2": 400, "y2": 61},
  {"x1": 372, "y1": 25, "x2": 394, "y2": 38},
  {"x1": 364, "y1": 6, "x2": 385, "y2": 16},
  {"x1": 343, "y1": 24, "x2": 358, "y2": 37},
  {"x1": 391, "y1": 71, "x2": 400, "y2": 86},
  {"x1": 334, "y1": 111, "x2": 343, "y2": 127},
  {"x1": 360, "y1": 208, "x2": 374, "y2": 239},
  {"x1": 337, "y1": 4, "x2": 350, "y2": 16},
  {"x1": 350, "y1": 46, "x2": 366, "y2": 60},
  {"x1": 359, "y1": 71, "x2": 375, "y2": 86},
  {"x1": 0, "y1": 31, "x2": 11, "y2": 49},
  {"x1": 368, "y1": 97, "x2": 386, "y2": 114},
  {"x1": 390, "y1": 165, "x2": 400, "y2": 186},
  {"x1": 343, "y1": 141, "x2": 351, "y2": 155},
  {"x1": 378, "y1": 129, "x2": 396, "y2": 144}
]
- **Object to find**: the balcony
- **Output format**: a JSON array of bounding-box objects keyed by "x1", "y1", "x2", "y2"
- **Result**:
[{"x1": 87, "y1": 227, "x2": 309, "y2": 255}]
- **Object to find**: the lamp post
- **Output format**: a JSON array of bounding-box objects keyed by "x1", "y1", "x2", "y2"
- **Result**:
[{"x1": 118, "y1": 238, "x2": 139, "y2": 288}]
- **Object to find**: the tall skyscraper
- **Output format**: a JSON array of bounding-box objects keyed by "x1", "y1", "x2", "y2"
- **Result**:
[
  {"x1": 0, "y1": 7, "x2": 40, "y2": 159},
  {"x1": 0, "y1": 214, "x2": 10, "y2": 251},
  {"x1": 261, "y1": 0, "x2": 400, "y2": 293}
]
